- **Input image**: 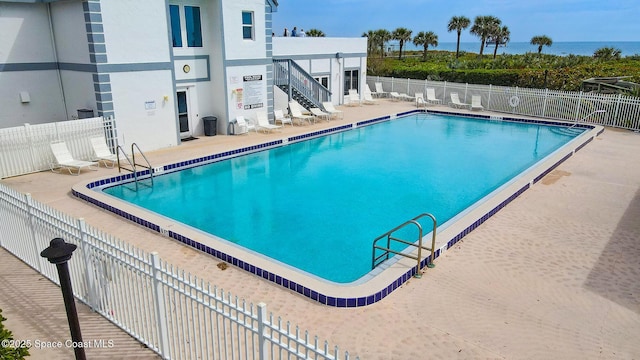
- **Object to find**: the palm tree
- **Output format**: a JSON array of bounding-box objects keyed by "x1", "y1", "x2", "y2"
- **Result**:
[
  {"x1": 530, "y1": 35, "x2": 553, "y2": 54},
  {"x1": 306, "y1": 29, "x2": 325, "y2": 37},
  {"x1": 447, "y1": 16, "x2": 470, "y2": 58},
  {"x1": 489, "y1": 25, "x2": 510, "y2": 59},
  {"x1": 392, "y1": 27, "x2": 413, "y2": 60},
  {"x1": 593, "y1": 47, "x2": 622, "y2": 60},
  {"x1": 374, "y1": 29, "x2": 392, "y2": 58},
  {"x1": 362, "y1": 30, "x2": 377, "y2": 55},
  {"x1": 470, "y1": 15, "x2": 501, "y2": 56},
  {"x1": 413, "y1": 31, "x2": 439, "y2": 60}
]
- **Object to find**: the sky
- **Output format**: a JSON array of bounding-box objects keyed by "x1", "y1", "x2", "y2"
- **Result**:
[{"x1": 272, "y1": 0, "x2": 640, "y2": 42}]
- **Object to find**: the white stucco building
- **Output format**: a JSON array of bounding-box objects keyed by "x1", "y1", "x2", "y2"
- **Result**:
[{"x1": 0, "y1": 0, "x2": 367, "y2": 151}]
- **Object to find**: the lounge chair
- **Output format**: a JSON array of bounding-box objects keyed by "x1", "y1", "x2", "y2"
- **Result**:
[
  {"x1": 415, "y1": 92, "x2": 426, "y2": 108},
  {"x1": 322, "y1": 102, "x2": 343, "y2": 119},
  {"x1": 90, "y1": 136, "x2": 118, "y2": 168},
  {"x1": 310, "y1": 107, "x2": 331, "y2": 122},
  {"x1": 256, "y1": 111, "x2": 282, "y2": 133},
  {"x1": 448, "y1": 93, "x2": 470, "y2": 109},
  {"x1": 426, "y1": 88, "x2": 442, "y2": 104},
  {"x1": 50, "y1": 141, "x2": 98, "y2": 175},
  {"x1": 470, "y1": 95, "x2": 484, "y2": 111},
  {"x1": 236, "y1": 116, "x2": 256, "y2": 134},
  {"x1": 346, "y1": 89, "x2": 360, "y2": 106},
  {"x1": 389, "y1": 92, "x2": 403, "y2": 101},
  {"x1": 373, "y1": 82, "x2": 388, "y2": 98},
  {"x1": 274, "y1": 109, "x2": 293, "y2": 126},
  {"x1": 362, "y1": 90, "x2": 378, "y2": 105},
  {"x1": 289, "y1": 101, "x2": 313, "y2": 125}
]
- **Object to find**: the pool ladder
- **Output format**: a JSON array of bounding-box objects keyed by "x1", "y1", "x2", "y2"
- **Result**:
[
  {"x1": 116, "y1": 143, "x2": 154, "y2": 190},
  {"x1": 372, "y1": 213, "x2": 437, "y2": 278}
]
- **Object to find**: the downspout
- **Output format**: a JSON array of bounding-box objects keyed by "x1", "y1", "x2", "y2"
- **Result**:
[{"x1": 47, "y1": 3, "x2": 70, "y2": 120}]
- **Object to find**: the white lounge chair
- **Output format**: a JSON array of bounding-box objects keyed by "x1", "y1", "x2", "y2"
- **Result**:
[
  {"x1": 274, "y1": 109, "x2": 293, "y2": 126},
  {"x1": 373, "y1": 82, "x2": 388, "y2": 98},
  {"x1": 50, "y1": 141, "x2": 98, "y2": 175},
  {"x1": 346, "y1": 89, "x2": 360, "y2": 106},
  {"x1": 449, "y1": 93, "x2": 470, "y2": 109},
  {"x1": 322, "y1": 102, "x2": 343, "y2": 119},
  {"x1": 236, "y1": 115, "x2": 256, "y2": 134},
  {"x1": 256, "y1": 111, "x2": 282, "y2": 133},
  {"x1": 289, "y1": 101, "x2": 313, "y2": 125},
  {"x1": 310, "y1": 107, "x2": 331, "y2": 122},
  {"x1": 471, "y1": 95, "x2": 484, "y2": 111},
  {"x1": 362, "y1": 90, "x2": 378, "y2": 105},
  {"x1": 90, "y1": 136, "x2": 117, "y2": 168},
  {"x1": 389, "y1": 92, "x2": 403, "y2": 101},
  {"x1": 426, "y1": 88, "x2": 442, "y2": 104},
  {"x1": 415, "y1": 92, "x2": 426, "y2": 108}
]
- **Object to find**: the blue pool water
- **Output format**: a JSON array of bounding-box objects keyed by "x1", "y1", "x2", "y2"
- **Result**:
[{"x1": 103, "y1": 114, "x2": 582, "y2": 283}]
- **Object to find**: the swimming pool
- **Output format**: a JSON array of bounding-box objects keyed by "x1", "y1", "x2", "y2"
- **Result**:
[{"x1": 75, "y1": 110, "x2": 602, "y2": 306}]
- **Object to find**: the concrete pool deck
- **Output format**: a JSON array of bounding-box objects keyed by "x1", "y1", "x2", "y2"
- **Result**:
[{"x1": 2, "y1": 99, "x2": 640, "y2": 359}]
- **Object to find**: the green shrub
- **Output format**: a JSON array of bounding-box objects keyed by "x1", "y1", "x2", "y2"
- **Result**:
[{"x1": 0, "y1": 309, "x2": 30, "y2": 359}]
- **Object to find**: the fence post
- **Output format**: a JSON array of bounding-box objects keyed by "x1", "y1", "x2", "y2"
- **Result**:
[
  {"x1": 614, "y1": 93, "x2": 622, "y2": 127},
  {"x1": 77, "y1": 218, "x2": 98, "y2": 310},
  {"x1": 406, "y1": 78, "x2": 410, "y2": 95},
  {"x1": 542, "y1": 89, "x2": 548, "y2": 118},
  {"x1": 257, "y1": 303, "x2": 268, "y2": 360},
  {"x1": 464, "y1": 83, "x2": 468, "y2": 101},
  {"x1": 151, "y1": 252, "x2": 170, "y2": 358},
  {"x1": 575, "y1": 91, "x2": 583, "y2": 120},
  {"x1": 391, "y1": 77, "x2": 395, "y2": 92},
  {"x1": 487, "y1": 84, "x2": 492, "y2": 110},
  {"x1": 25, "y1": 193, "x2": 44, "y2": 273},
  {"x1": 443, "y1": 81, "x2": 447, "y2": 100}
]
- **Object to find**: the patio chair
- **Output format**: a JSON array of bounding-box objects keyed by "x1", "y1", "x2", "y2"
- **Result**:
[
  {"x1": 374, "y1": 82, "x2": 388, "y2": 98},
  {"x1": 322, "y1": 102, "x2": 343, "y2": 119},
  {"x1": 274, "y1": 109, "x2": 293, "y2": 126},
  {"x1": 289, "y1": 101, "x2": 314, "y2": 125},
  {"x1": 448, "y1": 93, "x2": 470, "y2": 109},
  {"x1": 389, "y1": 92, "x2": 403, "y2": 101},
  {"x1": 346, "y1": 89, "x2": 360, "y2": 106},
  {"x1": 50, "y1": 141, "x2": 98, "y2": 175},
  {"x1": 236, "y1": 116, "x2": 256, "y2": 134},
  {"x1": 415, "y1": 92, "x2": 427, "y2": 108},
  {"x1": 310, "y1": 107, "x2": 331, "y2": 122},
  {"x1": 426, "y1": 88, "x2": 442, "y2": 104},
  {"x1": 256, "y1": 111, "x2": 282, "y2": 133},
  {"x1": 471, "y1": 95, "x2": 484, "y2": 111},
  {"x1": 362, "y1": 91, "x2": 378, "y2": 105},
  {"x1": 90, "y1": 136, "x2": 118, "y2": 168}
]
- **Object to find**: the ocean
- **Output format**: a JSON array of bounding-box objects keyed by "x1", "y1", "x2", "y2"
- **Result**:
[{"x1": 399, "y1": 41, "x2": 640, "y2": 57}]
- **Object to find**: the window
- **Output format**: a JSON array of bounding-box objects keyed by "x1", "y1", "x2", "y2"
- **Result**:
[
  {"x1": 242, "y1": 11, "x2": 254, "y2": 40},
  {"x1": 314, "y1": 76, "x2": 329, "y2": 89},
  {"x1": 344, "y1": 70, "x2": 359, "y2": 95},
  {"x1": 169, "y1": 5, "x2": 182, "y2": 47},
  {"x1": 185, "y1": 6, "x2": 202, "y2": 47}
]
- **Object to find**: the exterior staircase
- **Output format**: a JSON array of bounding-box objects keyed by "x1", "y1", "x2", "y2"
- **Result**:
[{"x1": 273, "y1": 59, "x2": 331, "y2": 111}]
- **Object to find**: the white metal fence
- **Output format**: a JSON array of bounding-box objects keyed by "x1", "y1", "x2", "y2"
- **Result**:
[
  {"x1": 0, "y1": 182, "x2": 357, "y2": 360},
  {"x1": 0, "y1": 116, "x2": 117, "y2": 179},
  {"x1": 368, "y1": 76, "x2": 640, "y2": 130}
]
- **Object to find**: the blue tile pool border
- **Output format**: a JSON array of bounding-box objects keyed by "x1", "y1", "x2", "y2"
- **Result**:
[{"x1": 74, "y1": 111, "x2": 600, "y2": 307}]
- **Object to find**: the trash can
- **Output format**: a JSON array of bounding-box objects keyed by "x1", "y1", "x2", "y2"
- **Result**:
[
  {"x1": 202, "y1": 116, "x2": 217, "y2": 136},
  {"x1": 77, "y1": 109, "x2": 94, "y2": 119}
]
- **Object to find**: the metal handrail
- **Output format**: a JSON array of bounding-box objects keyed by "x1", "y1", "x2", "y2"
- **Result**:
[
  {"x1": 131, "y1": 143, "x2": 153, "y2": 187},
  {"x1": 570, "y1": 109, "x2": 606, "y2": 128},
  {"x1": 372, "y1": 213, "x2": 437, "y2": 278},
  {"x1": 115, "y1": 143, "x2": 153, "y2": 190},
  {"x1": 273, "y1": 59, "x2": 331, "y2": 108}
]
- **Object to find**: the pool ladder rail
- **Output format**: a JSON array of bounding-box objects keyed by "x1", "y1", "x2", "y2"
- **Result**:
[
  {"x1": 116, "y1": 143, "x2": 154, "y2": 190},
  {"x1": 372, "y1": 213, "x2": 437, "y2": 278}
]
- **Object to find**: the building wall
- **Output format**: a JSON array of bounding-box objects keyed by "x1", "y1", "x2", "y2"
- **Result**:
[
  {"x1": 219, "y1": 0, "x2": 273, "y2": 133},
  {"x1": 272, "y1": 37, "x2": 368, "y2": 106},
  {"x1": 0, "y1": 2, "x2": 67, "y2": 126}
]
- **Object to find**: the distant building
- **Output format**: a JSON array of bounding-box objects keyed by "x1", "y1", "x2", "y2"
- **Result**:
[{"x1": 0, "y1": 0, "x2": 367, "y2": 151}]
